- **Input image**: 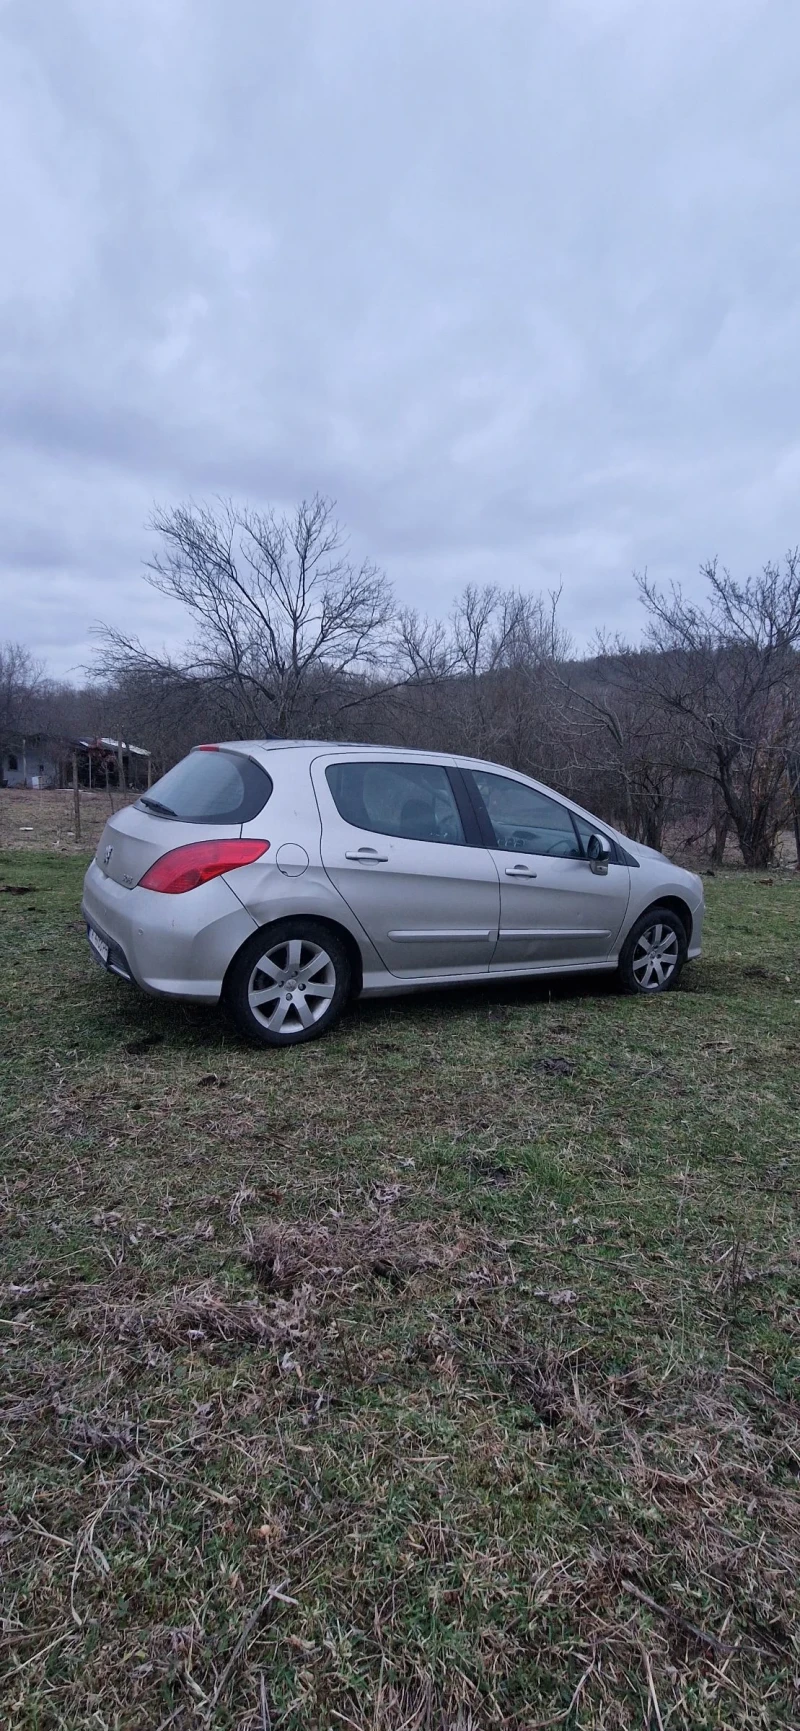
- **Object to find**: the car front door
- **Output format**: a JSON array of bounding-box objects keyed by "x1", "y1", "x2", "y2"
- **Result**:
[
  {"x1": 462, "y1": 768, "x2": 630, "y2": 970},
  {"x1": 311, "y1": 756, "x2": 500, "y2": 978}
]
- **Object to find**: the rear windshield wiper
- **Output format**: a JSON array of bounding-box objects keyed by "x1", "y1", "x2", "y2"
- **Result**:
[{"x1": 140, "y1": 796, "x2": 177, "y2": 817}]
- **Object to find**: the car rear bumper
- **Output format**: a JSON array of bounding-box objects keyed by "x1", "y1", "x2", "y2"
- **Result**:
[{"x1": 81, "y1": 859, "x2": 258, "y2": 1002}]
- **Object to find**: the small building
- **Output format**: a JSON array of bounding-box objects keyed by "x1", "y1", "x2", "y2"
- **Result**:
[
  {"x1": 73, "y1": 737, "x2": 152, "y2": 791},
  {"x1": 1, "y1": 734, "x2": 63, "y2": 789},
  {"x1": 1, "y1": 734, "x2": 152, "y2": 790}
]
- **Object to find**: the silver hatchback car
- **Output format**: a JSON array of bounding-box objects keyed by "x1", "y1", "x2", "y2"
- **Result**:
[{"x1": 82, "y1": 740, "x2": 705, "y2": 1046}]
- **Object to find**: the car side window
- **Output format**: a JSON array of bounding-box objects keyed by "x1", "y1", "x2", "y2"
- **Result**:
[
  {"x1": 326, "y1": 762, "x2": 466, "y2": 846},
  {"x1": 469, "y1": 769, "x2": 582, "y2": 858}
]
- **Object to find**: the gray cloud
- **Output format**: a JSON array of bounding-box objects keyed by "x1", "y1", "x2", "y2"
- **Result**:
[{"x1": 1, "y1": 0, "x2": 798, "y2": 675}]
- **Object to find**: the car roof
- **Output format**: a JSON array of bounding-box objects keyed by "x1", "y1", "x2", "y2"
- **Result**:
[
  {"x1": 212, "y1": 739, "x2": 452, "y2": 758},
  {"x1": 210, "y1": 739, "x2": 577, "y2": 779}
]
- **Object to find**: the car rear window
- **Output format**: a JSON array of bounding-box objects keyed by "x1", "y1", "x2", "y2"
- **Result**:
[{"x1": 136, "y1": 750, "x2": 272, "y2": 824}]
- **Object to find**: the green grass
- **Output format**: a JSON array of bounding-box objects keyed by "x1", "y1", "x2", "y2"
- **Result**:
[{"x1": 1, "y1": 854, "x2": 799, "y2": 1729}]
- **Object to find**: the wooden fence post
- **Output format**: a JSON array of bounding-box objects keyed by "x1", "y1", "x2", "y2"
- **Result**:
[{"x1": 72, "y1": 753, "x2": 82, "y2": 844}]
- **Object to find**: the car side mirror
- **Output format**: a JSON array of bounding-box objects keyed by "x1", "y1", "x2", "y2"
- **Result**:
[{"x1": 586, "y1": 833, "x2": 610, "y2": 875}]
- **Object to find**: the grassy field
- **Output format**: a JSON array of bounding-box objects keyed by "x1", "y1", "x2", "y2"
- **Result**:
[{"x1": 1, "y1": 852, "x2": 799, "y2": 1730}]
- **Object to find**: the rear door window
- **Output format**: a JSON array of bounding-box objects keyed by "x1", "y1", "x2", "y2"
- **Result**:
[
  {"x1": 137, "y1": 750, "x2": 272, "y2": 824},
  {"x1": 326, "y1": 761, "x2": 465, "y2": 845}
]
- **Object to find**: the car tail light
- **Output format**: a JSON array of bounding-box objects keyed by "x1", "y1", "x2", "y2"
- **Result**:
[{"x1": 139, "y1": 839, "x2": 269, "y2": 894}]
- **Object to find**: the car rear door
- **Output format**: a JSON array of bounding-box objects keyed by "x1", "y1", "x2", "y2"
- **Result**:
[
  {"x1": 311, "y1": 754, "x2": 500, "y2": 978},
  {"x1": 462, "y1": 767, "x2": 630, "y2": 970}
]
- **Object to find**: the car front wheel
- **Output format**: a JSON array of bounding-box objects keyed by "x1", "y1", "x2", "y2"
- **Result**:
[
  {"x1": 225, "y1": 920, "x2": 351, "y2": 1046},
  {"x1": 618, "y1": 907, "x2": 687, "y2": 995}
]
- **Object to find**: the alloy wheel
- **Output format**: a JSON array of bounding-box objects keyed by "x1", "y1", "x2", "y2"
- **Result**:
[
  {"x1": 247, "y1": 937, "x2": 336, "y2": 1034},
  {"x1": 631, "y1": 922, "x2": 680, "y2": 991}
]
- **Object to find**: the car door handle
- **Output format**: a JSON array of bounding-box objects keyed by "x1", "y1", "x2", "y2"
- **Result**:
[
  {"x1": 505, "y1": 863, "x2": 537, "y2": 878},
  {"x1": 345, "y1": 847, "x2": 389, "y2": 863}
]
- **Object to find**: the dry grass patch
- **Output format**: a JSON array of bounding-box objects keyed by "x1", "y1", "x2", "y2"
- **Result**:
[
  {"x1": 0, "y1": 786, "x2": 138, "y2": 853},
  {"x1": 244, "y1": 1215, "x2": 475, "y2": 1296},
  {"x1": 71, "y1": 1277, "x2": 316, "y2": 1353}
]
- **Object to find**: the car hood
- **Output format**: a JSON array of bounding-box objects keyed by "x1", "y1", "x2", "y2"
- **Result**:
[
  {"x1": 620, "y1": 838, "x2": 672, "y2": 865},
  {"x1": 612, "y1": 832, "x2": 703, "y2": 889}
]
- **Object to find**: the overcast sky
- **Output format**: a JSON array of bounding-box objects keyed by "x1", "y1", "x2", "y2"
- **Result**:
[{"x1": 1, "y1": 0, "x2": 798, "y2": 678}]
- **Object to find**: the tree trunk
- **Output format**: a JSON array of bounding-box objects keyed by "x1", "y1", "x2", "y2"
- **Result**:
[
  {"x1": 738, "y1": 829, "x2": 775, "y2": 870},
  {"x1": 788, "y1": 753, "x2": 800, "y2": 870},
  {"x1": 639, "y1": 798, "x2": 665, "y2": 853},
  {"x1": 709, "y1": 802, "x2": 729, "y2": 868}
]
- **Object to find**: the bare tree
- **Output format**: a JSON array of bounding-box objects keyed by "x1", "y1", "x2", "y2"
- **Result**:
[
  {"x1": 462, "y1": 592, "x2": 686, "y2": 844},
  {"x1": 396, "y1": 584, "x2": 569, "y2": 769},
  {"x1": 545, "y1": 645, "x2": 693, "y2": 850},
  {"x1": 0, "y1": 642, "x2": 45, "y2": 761},
  {"x1": 98, "y1": 496, "x2": 395, "y2": 737},
  {"x1": 635, "y1": 554, "x2": 800, "y2": 867}
]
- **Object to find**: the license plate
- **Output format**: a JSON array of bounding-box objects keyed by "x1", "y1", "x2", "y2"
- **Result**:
[{"x1": 87, "y1": 926, "x2": 109, "y2": 965}]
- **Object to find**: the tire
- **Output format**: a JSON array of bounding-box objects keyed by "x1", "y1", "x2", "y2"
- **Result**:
[
  {"x1": 617, "y1": 906, "x2": 687, "y2": 996},
  {"x1": 225, "y1": 920, "x2": 352, "y2": 1047}
]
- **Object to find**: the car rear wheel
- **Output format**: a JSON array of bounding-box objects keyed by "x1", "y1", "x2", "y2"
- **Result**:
[
  {"x1": 617, "y1": 907, "x2": 687, "y2": 995},
  {"x1": 225, "y1": 920, "x2": 351, "y2": 1046}
]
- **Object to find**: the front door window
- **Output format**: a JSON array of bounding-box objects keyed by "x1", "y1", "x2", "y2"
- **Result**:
[{"x1": 470, "y1": 769, "x2": 582, "y2": 857}]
